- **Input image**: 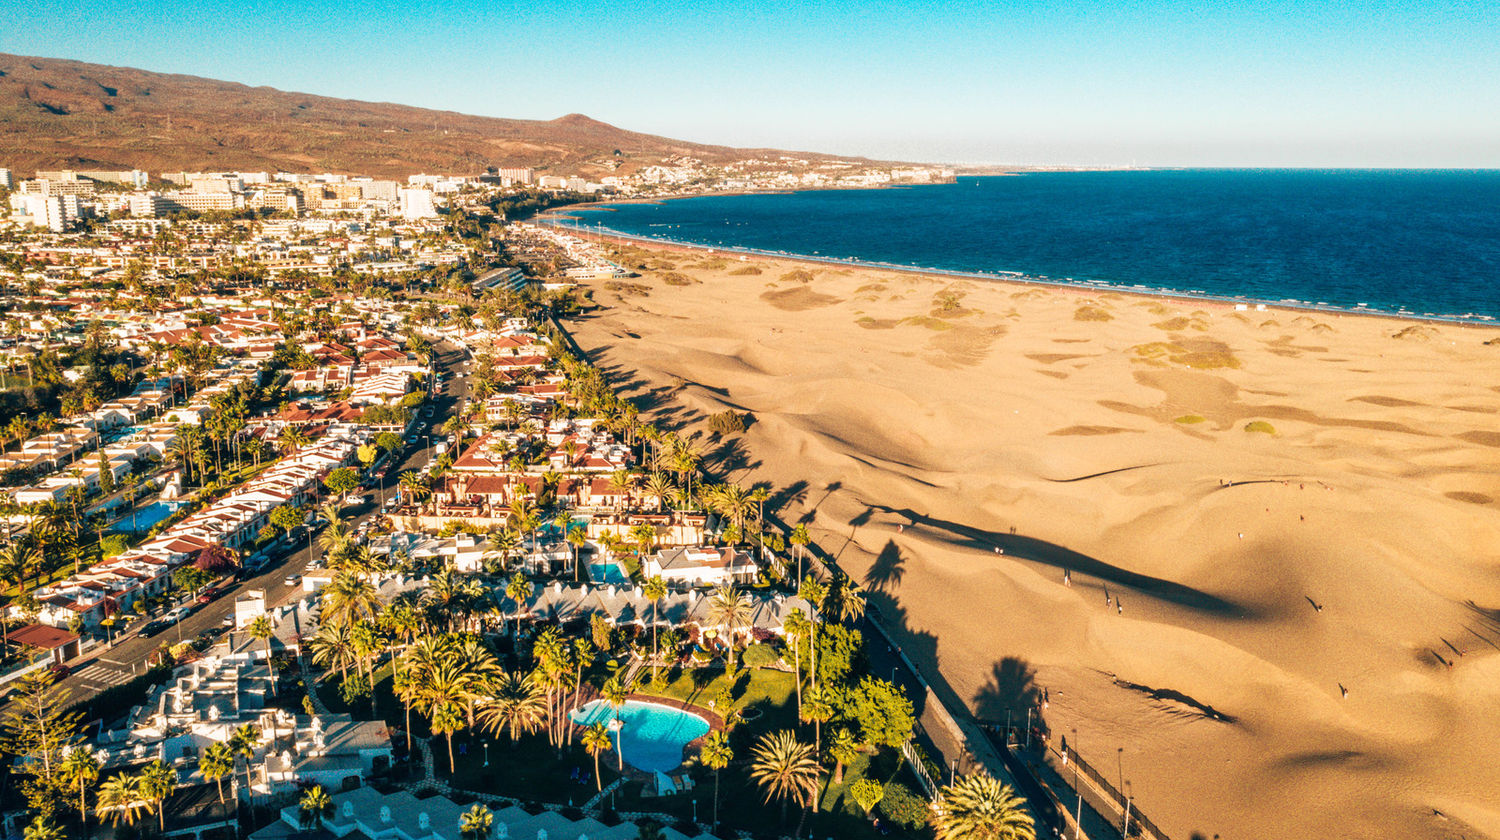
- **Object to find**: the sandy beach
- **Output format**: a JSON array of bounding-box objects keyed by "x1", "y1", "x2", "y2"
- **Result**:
[{"x1": 563, "y1": 238, "x2": 1500, "y2": 840}]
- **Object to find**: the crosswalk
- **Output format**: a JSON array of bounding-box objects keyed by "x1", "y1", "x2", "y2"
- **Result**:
[{"x1": 73, "y1": 663, "x2": 134, "y2": 687}]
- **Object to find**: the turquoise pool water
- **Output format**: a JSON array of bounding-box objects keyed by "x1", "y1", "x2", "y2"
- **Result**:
[
  {"x1": 569, "y1": 699, "x2": 710, "y2": 772},
  {"x1": 106, "y1": 500, "x2": 185, "y2": 533},
  {"x1": 587, "y1": 561, "x2": 630, "y2": 585}
]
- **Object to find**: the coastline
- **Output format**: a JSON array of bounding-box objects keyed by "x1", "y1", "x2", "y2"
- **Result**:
[
  {"x1": 558, "y1": 235, "x2": 1500, "y2": 839},
  {"x1": 539, "y1": 208, "x2": 1500, "y2": 333}
]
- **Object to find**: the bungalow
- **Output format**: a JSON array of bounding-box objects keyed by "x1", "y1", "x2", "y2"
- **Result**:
[{"x1": 643, "y1": 546, "x2": 759, "y2": 587}]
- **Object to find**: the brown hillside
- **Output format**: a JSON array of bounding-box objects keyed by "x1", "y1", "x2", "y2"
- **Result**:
[{"x1": 0, "y1": 53, "x2": 855, "y2": 178}]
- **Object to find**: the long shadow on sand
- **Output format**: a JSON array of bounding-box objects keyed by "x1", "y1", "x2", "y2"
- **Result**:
[
  {"x1": 863, "y1": 539, "x2": 906, "y2": 593},
  {"x1": 865, "y1": 503, "x2": 1252, "y2": 618}
]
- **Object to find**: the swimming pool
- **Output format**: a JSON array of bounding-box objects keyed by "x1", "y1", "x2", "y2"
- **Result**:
[
  {"x1": 587, "y1": 561, "x2": 630, "y2": 585},
  {"x1": 569, "y1": 699, "x2": 710, "y2": 773},
  {"x1": 106, "y1": 500, "x2": 185, "y2": 534}
]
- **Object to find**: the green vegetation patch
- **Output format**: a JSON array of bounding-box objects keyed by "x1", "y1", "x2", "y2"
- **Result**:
[
  {"x1": 603, "y1": 281, "x2": 651, "y2": 295},
  {"x1": 728, "y1": 265, "x2": 763, "y2": 275},
  {"x1": 658, "y1": 272, "x2": 697, "y2": 286},
  {"x1": 1074, "y1": 305, "x2": 1114, "y2": 322},
  {"x1": 856, "y1": 316, "x2": 897, "y2": 330},
  {"x1": 899, "y1": 316, "x2": 953, "y2": 331},
  {"x1": 1174, "y1": 414, "x2": 1208, "y2": 424},
  {"x1": 780, "y1": 268, "x2": 816, "y2": 283},
  {"x1": 1244, "y1": 420, "x2": 1277, "y2": 435},
  {"x1": 1131, "y1": 338, "x2": 1241, "y2": 369}
]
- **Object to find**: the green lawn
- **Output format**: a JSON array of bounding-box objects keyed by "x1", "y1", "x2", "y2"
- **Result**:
[{"x1": 636, "y1": 664, "x2": 796, "y2": 724}]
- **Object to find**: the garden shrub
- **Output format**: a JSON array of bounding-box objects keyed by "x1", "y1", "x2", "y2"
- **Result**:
[
  {"x1": 879, "y1": 781, "x2": 929, "y2": 829},
  {"x1": 741, "y1": 643, "x2": 779, "y2": 669}
]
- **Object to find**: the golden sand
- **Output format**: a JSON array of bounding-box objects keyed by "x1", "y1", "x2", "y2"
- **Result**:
[{"x1": 571, "y1": 241, "x2": 1500, "y2": 840}]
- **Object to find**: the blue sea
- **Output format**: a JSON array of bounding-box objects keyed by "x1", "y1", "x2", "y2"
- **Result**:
[{"x1": 555, "y1": 170, "x2": 1500, "y2": 322}]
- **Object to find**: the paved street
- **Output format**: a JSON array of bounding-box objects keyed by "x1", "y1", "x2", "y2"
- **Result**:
[{"x1": 13, "y1": 338, "x2": 471, "y2": 719}]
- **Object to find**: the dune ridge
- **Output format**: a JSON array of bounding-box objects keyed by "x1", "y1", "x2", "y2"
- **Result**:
[{"x1": 569, "y1": 241, "x2": 1500, "y2": 840}]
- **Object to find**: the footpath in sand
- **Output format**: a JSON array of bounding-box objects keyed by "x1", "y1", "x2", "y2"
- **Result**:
[{"x1": 565, "y1": 241, "x2": 1500, "y2": 840}]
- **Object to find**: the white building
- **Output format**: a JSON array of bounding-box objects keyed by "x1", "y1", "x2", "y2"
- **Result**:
[
  {"x1": 642, "y1": 546, "x2": 759, "y2": 587},
  {"x1": 398, "y1": 188, "x2": 437, "y2": 220}
]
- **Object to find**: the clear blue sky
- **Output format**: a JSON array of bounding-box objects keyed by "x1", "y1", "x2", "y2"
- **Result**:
[{"x1": 7, "y1": 0, "x2": 1499, "y2": 166}]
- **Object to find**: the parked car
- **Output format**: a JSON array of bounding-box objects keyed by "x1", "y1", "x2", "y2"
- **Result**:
[
  {"x1": 140, "y1": 619, "x2": 169, "y2": 638},
  {"x1": 165, "y1": 606, "x2": 192, "y2": 623},
  {"x1": 47, "y1": 663, "x2": 70, "y2": 680},
  {"x1": 284, "y1": 574, "x2": 302, "y2": 587}
]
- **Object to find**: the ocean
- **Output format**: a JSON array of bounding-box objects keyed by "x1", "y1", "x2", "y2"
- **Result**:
[{"x1": 555, "y1": 170, "x2": 1500, "y2": 322}]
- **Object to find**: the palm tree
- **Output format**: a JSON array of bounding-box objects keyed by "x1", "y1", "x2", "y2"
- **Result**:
[
  {"x1": 399, "y1": 470, "x2": 430, "y2": 506},
  {"x1": 749, "y1": 730, "x2": 822, "y2": 824},
  {"x1": 798, "y1": 575, "x2": 828, "y2": 695},
  {"x1": 229, "y1": 723, "x2": 261, "y2": 809},
  {"x1": 931, "y1": 773, "x2": 1036, "y2": 840},
  {"x1": 61, "y1": 747, "x2": 100, "y2": 834},
  {"x1": 700, "y1": 729, "x2": 733, "y2": 830},
  {"x1": 460, "y1": 803, "x2": 495, "y2": 839},
  {"x1": 477, "y1": 671, "x2": 547, "y2": 743},
  {"x1": 310, "y1": 621, "x2": 357, "y2": 684},
  {"x1": 278, "y1": 425, "x2": 310, "y2": 455},
  {"x1": 708, "y1": 483, "x2": 754, "y2": 539},
  {"x1": 565, "y1": 525, "x2": 588, "y2": 582},
  {"x1": 836, "y1": 575, "x2": 866, "y2": 624},
  {"x1": 582, "y1": 722, "x2": 613, "y2": 792},
  {"x1": 783, "y1": 608, "x2": 809, "y2": 717},
  {"x1": 706, "y1": 584, "x2": 752, "y2": 669},
  {"x1": 629, "y1": 522, "x2": 657, "y2": 558},
  {"x1": 322, "y1": 570, "x2": 381, "y2": 627},
  {"x1": 139, "y1": 759, "x2": 177, "y2": 833},
  {"x1": 382, "y1": 595, "x2": 426, "y2": 748},
  {"x1": 829, "y1": 727, "x2": 860, "y2": 784},
  {"x1": 800, "y1": 686, "x2": 832, "y2": 755},
  {"x1": 95, "y1": 772, "x2": 148, "y2": 831},
  {"x1": 567, "y1": 638, "x2": 595, "y2": 747},
  {"x1": 485, "y1": 529, "x2": 521, "y2": 572},
  {"x1": 642, "y1": 472, "x2": 673, "y2": 511},
  {"x1": 22, "y1": 816, "x2": 65, "y2": 840},
  {"x1": 601, "y1": 675, "x2": 631, "y2": 770},
  {"x1": 298, "y1": 785, "x2": 334, "y2": 830},
  {"x1": 248, "y1": 614, "x2": 277, "y2": 696},
  {"x1": 414, "y1": 658, "x2": 473, "y2": 773},
  {"x1": 789, "y1": 524, "x2": 811, "y2": 580},
  {"x1": 200, "y1": 742, "x2": 235, "y2": 817},
  {"x1": 504, "y1": 572, "x2": 533, "y2": 637},
  {"x1": 643, "y1": 575, "x2": 668, "y2": 681}
]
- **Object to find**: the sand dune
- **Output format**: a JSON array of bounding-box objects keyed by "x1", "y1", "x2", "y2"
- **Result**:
[{"x1": 569, "y1": 242, "x2": 1500, "y2": 840}]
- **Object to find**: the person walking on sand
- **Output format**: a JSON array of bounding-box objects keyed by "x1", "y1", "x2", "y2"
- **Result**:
[
  {"x1": 1117, "y1": 600, "x2": 1123, "y2": 615},
  {"x1": 1339, "y1": 683, "x2": 1348, "y2": 698},
  {"x1": 1063, "y1": 569, "x2": 1071, "y2": 587}
]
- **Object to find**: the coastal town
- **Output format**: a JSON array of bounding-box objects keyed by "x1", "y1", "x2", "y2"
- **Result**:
[{"x1": 0, "y1": 161, "x2": 1055, "y2": 840}]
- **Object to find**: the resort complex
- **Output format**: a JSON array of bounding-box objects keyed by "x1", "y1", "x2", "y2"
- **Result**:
[{"x1": 0, "y1": 163, "x2": 1045, "y2": 840}]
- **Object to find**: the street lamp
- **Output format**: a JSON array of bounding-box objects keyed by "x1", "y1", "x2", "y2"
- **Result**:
[
  {"x1": 483, "y1": 740, "x2": 490, "y2": 767},
  {"x1": 1072, "y1": 728, "x2": 1083, "y2": 840}
]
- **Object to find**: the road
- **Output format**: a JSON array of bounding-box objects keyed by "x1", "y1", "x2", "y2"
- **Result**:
[{"x1": 32, "y1": 340, "x2": 472, "y2": 715}]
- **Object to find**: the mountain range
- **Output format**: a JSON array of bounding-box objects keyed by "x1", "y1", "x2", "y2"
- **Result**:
[{"x1": 0, "y1": 53, "x2": 861, "y2": 179}]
